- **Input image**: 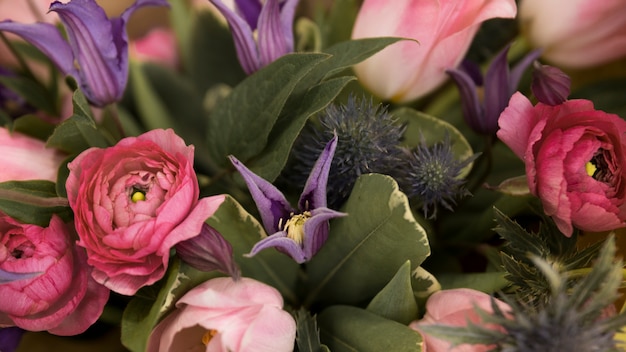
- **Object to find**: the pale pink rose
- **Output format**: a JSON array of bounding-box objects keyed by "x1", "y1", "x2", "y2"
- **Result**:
[
  {"x1": 410, "y1": 288, "x2": 510, "y2": 352},
  {"x1": 0, "y1": 127, "x2": 66, "y2": 183},
  {"x1": 65, "y1": 128, "x2": 226, "y2": 295},
  {"x1": 147, "y1": 277, "x2": 296, "y2": 352},
  {"x1": 497, "y1": 92, "x2": 626, "y2": 236},
  {"x1": 351, "y1": 0, "x2": 517, "y2": 103},
  {"x1": 129, "y1": 27, "x2": 179, "y2": 70},
  {"x1": 0, "y1": 214, "x2": 109, "y2": 335},
  {"x1": 519, "y1": 0, "x2": 626, "y2": 68}
]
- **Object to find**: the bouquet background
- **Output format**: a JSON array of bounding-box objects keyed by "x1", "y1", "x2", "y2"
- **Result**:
[{"x1": 1, "y1": 0, "x2": 626, "y2": 351}]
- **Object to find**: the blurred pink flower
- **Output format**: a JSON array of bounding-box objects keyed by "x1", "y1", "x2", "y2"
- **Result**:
[
  {"x1": 0, "y1": 127, "x2": 66, "y2": 183},
  {"x1": 0, "y1": 214, "x2": 109, "y2": 336},
  {"x1": 519, "y1": 0, "x2": 626, "y2": 68},
  {"x1": 410, "y1": 288, "x2": 510, "y2": 352},
  {"x1": 497, "y1": 92, "x2": 626, "y2": 236},
  {"x1": 147, "y1": 277, "x2": 296, "y2": 352},
  {"x1": 351, "y1": 0, "x2": 517, "y2": 103},
  {"x1": 65, "y1": 128, "x2": 226, "y2": 296},
  {"x1": 129, "y1": 27, "x2": 179, "y2": 69}
]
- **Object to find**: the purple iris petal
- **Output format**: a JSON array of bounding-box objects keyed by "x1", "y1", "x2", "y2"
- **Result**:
[
  {"x1": 0, "y1": 327, "x2": 25, "y2": 352},
  {"x1": 303, "y1": 207, "x2": 347, "y2": 260},
  {"x1": 278, "y1": 0, "x2": 299, "y2": 51},
  {"x1": 229, "y1": 155, "x2": 294, "y2": 233},
  {"x1": 258, "y1": 0, "x2": 288, "y2": 67},
  {"x1": 299, "y1": 135, "x2": 337, "y2": 211},
  {"x1": 509, "y1": 48, "x2": 542, "y2": 95},
  {"x1": 483, "y1": 46, "x2": 511, "y2": 133},
  {"x1": 248, "y1": 231, "x2": 307, "y2": 263},
  {"x1": 0, "y1": 269, "x2": 41, "y2": 284},
  {"x1": 234, "y1": 0, "x2": 263, "y2": 30},
  {"x1": 446, "y1": 68, "x2": 484, "y2": 133}
]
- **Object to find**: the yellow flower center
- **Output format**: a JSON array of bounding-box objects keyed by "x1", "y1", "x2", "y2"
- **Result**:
[
  {"x1": 202, "y1": 329, "x2": 218, "y2": 346},
  {"x1": 281, "y1": 211, "x2": 312, "y2": 245},
  {"x1": 585, "y1": 161, "x2": 597, "y2": 177},
  {"x1": 131, "y1": 190, "x2": 146, "y2": 202}
]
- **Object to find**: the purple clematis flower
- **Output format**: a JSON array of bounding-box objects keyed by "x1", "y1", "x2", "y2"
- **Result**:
[
  {"x1": 446, "y1": 45, "x2": 542, "y2": 135},
  {"x1": 0, "y1": 0, "x2": 169, "y2": 107},
  {"x1": 209, "y1": 0, "x2": 299, "y2": 74},
  {"x1": 229, "y1": 136, "x2": 346, "y2": 263}
]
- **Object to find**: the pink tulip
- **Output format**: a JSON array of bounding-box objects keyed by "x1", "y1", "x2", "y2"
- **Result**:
[
  {"x1": 0, "y1": 127, "x2": 66, "y2": 183},
  {"x1": 351, "y1": 0, "x2": 517, "y2": 103},
  {"x1": 147, "y1": 277, "x2": 296, "y2": 352},
  {"x1": 519, "y1": 0, "x2": 626, "y2": 69},
  {"x1": 129, "y1": 27, "x2": 179, "y2": 70},
  {"x1": 497, "y1": 93, "x2": 626, "y2": 236},
  {"x1": 410, "y1": 288, "x2": 510, "y2": 352},
  {"x1": 0, "y1": 214, "x2": 109, "y2": 335},
  {"x1": 65, "y1": 129, "x2": 226, "y2": 295}
]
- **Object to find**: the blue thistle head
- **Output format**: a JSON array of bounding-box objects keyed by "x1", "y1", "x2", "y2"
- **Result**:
[
  {"x1": 283, "y1": 95, "x2": 406, "y2": 208},
  {"x1": 397, "y1": 135, "x2": 475, "y2": 219}
]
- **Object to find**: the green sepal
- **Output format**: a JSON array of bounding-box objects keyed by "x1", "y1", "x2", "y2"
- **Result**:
[{"x1": 367, "y1": 260, "x2": 419, "y2": 324}]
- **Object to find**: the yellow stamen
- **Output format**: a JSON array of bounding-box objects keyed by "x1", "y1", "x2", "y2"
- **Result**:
[
  {"x1": 282, "y1": 211, "x2": 312, "y2": 244},
  {"x1": 585, "y1": 161, "x2": 597, "y2": 177},
  {"x1": 202, "y1": 329, "x2": 218, "y2": 346},
  {"x1": 131, "y1": 191, "x2": 145, "y2": 203}
]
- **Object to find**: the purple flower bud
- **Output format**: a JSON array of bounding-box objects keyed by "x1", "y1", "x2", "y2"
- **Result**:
[
  {"x1": 175, "y1": 223, "x2": 240, "y2": 280},
  {"x1": 0, "y1": 327, "x2": 25, "y2": 352},
  {"x1": 531, "y1": 61, "x2": 571, "y2": 106}
]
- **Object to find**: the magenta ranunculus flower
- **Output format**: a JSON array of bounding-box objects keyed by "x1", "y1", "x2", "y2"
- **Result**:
[
  {"x1": 0, "y1": 214, "x2": 110, "y2": 336},
  {"x1": 65, "y1": 128, "x2": 226, "y2": 295},
  {"x1": 0, "y1": 127, "x2": 66, "y2": 183},
  {"x1": 410, "y1": 288, "x2": 511, "y2": 352},
  {"x1": 497, "y1": 92, "x2": 626, "y2": 236},
  {"x1": 146, "y1": 277, "x2": 296, "y2": 352},
  {"x1": 351, "y1": 0, "x2": 517, "y2": 103}
]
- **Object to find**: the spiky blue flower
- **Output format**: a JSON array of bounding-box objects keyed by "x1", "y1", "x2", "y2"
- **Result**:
[
  {"x1": 398, "y1": 135, "x2": 475, "y2": 219},
  {"x1": 285, "y1": 95, "x2": 406, "y2": 208}
]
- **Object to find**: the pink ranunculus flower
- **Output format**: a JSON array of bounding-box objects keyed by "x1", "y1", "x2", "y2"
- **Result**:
[
  {"x1": 0, "y1": 214, "x2": 110, "y2": 335},
  {"x1": 65, "y1": 128, "x2": 226, "y2": 295},
  {"x1": 147, "y1": 277, "x2": 297, "y2": 352},
  {"x1": 0, "y1": 127, "x2": 66, "y2": 183},
  {"x1": 519, "y1": 0, "x2": 626, "y2": 69},
  {"x1": 497, "y1": 92, "x2": 626, "y2": 236},
  {"x1": 129, "y1": 27, "x2": 179, "y2": 70},
  {"x1": 410, "y1": 288, "x2": 511, "y2": 352},
  {"x1": 351, "y1": 0, "x2": 517, "y2": 103}
]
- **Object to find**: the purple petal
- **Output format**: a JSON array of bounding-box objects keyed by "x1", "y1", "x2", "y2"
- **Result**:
[
  {"x1": 531, "y1": 62, "x2": 571, "y2": 106},
  {"x1": 0, "y1": 269, "x2": 41, "y2": 284},
  {"x1": 229, "y1": 155, "x2": 294, "y2": 233},
  {"x1": 210, "y1": 0, "x2": 261, "y2": 74},
  {"x1": 446, "y1": 68, "x2": 485, "y2": 134},
  {"x1": 0, "y1": 21, "x2": 76, "y2": 77},
  {"x1": 459, "y1": 59, "x2": 483, "y2": 86},
  {"x1": 0, "y1": 327, "x2": 25, "y2": 352},
  {"x1": 257, "y1": 0, "x2": 290, "y2": 68},
  {"x1": 279, "y1": 0, "x2": 299, "y2": 53},
  {"x1": 299, "y1": 135, "x2": 337, "y2": 211},
  {"x1": 247, "y1": 231, "x2": 307, "y2": 263},
  {"x1": 509, "y1": 48, "x2": 542, "y2": 95},
  {"x1": 302, "y1": 207, "x2": 347, "y2": 260},
  {"x1": 483, "y1": 45, "x2": 512, "y2": 134},
  {"x1": 234, "y1": 0, "x2": 263, "y2": 30}
]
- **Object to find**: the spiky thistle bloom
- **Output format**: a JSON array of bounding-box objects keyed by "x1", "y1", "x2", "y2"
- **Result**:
[
  {"x1": 284, "y1": 95, "x2": 406, "y2": 208},
  {"x1": 397, "y1": 135, "x2": 475, "y2": 219}
]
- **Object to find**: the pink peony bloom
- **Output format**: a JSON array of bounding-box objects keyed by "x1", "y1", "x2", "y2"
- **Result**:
[
  {"x1": 147, "y1": 277, "x2": 296, "y2": 352},
  {"x1": 0, "y1": 214, "x2": 109, "y2": 336},
  {"x1": 351, "y1": 0, "x2": 517, "y2": 103},
  {"x1": 65, "y1": 128, "x2": 226, "y2": 295},
  {"x1": 0, "y1": 127, "x2": 66, "y2": 183},
  {"x1": 519, "y1": 0, "x2": 626, "y2": 69},
  {"x1": 497, "y1": 93, "x2": 626, "y2": 236},
  {"x1": 129, "y1": 27, "x2": 179, "y2": 70},
  {"x1": 410, "y1": 288, "x2": 510, "y2": 352}
]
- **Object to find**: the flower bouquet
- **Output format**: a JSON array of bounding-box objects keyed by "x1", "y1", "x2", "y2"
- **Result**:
[{"x1": 1, "y1": 0, "x2": 626, "y2": 351}]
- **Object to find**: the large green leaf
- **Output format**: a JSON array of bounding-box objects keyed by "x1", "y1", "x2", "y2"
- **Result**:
[
  {"x1": 205, "y1": 195, "x2": 300, "y2": 304},
  {"x1": 206, "y1": 53, "x2": 329, "y2": 167},
  {"x1": 0, "y1": 180, "x2": 71, "y2": 226},
  {"x1": 304, "y1": 174, "x2": 430, "y2": 307},
  {"x1": 128, "y1": 61, "x2": 175, "y2": 132},
  {"x1": 248, "y1": 76, "x2": 355, "y2": 181},
  {"x1": 318, "y1": 305, "x2": 424, "y2": 352},
  {"x1": 366, "y1": 260, "x2": 419, "y2": 324}
]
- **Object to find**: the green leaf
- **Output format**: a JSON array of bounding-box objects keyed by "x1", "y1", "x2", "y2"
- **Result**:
[
  {"x1": 0, "y1": 180, "x2": 71, "y2": 226},
  {"x1": 317, "y1": 0, "x2": 360, "y2": 49},
  {"x1": 437, "y1": 272, "x2": 509, "y2": 294},
  {"x1": 0, "y1": 75, "x2": 58, "y2": 116},
  {"x1": 295, "y1": 309, "x2": 326, "y2": 352},
  {"x1": 128, "y1": 61, "x2": 176, "y2": 131},
  {"x1": 121, "y1": 258, "x2": 219, "y2": 352},
  {"x1": 318, "y1": 305, "x2": 424, "y2": 352},
  {"x1": 205, "y1": 195, "x2": 300, "y2": 304},
  {"x1": 10, "y1": 114, "x2": 56, "y2": 141},
  {"x1": 394, "y1": 107, "x2": 475, "y2": 178},
  {"x1": 304, "y1": 174, "x2": 430, "y2": 307},
  {"x1": 248, "y1": 76, "x2": 355, "y2": 181},
  {"x1": 367, "y1": 260, "x2": 419, "y2": 324},
  {"x1": 206, "y1": 53, "x2": 330, "y2": 167}
]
